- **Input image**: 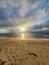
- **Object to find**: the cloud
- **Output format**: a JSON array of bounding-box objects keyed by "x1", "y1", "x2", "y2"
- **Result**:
[
  {"x1": 33, "y1": 20, "x2": 49, "y2": 29},
  {"x1": 36, "y1": 10, "x2": 46, "y2": 19},
  {"x1": 19, "y1": 0, "x2": 29, "y2": 17},
  {"x1": 0, "y1": 4, "x2": 20, "y2": 27},
  {"x1": 0, "y1": 28, "x2": 9, "y2": 33},
  {"x1": 19, "y1": 0, "x2": 41, "y2": 17},
  {"x1": 0, "y1": 0, "x2": 49, "y2": 35},
  {"x1": 34, "y1": 28, "x2": 49, "y2": 32},
  {"x1": 29, "y1": 20, "x2": 49, "y2": 35},
  {"x1": 29, "y1": 1, "x2": 40, "y2": 10}
]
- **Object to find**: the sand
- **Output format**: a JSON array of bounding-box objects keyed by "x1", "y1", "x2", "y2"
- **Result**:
[{"x1": 0, "y1": 38, "x2": 49, "y2": 65}]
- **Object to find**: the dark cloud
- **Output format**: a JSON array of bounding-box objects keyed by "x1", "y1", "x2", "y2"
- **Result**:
[
  {"x1": 0, "y1": 4, "x2": 19, "y2": 27},
  {"x1": 29, "y1": 20, "x2": 49, "y2": 35},
  {"x1": 33, "y1": 20, "x2": 49, "y2": 29}
]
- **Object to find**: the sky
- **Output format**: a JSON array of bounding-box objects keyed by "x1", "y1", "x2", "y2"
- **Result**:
[{"x1": 0, "y1": 0, "x2": 49, "y2": 34}]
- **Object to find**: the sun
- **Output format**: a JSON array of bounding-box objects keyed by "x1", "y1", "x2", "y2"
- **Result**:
[{"x1": 20, "y1": 28, "x2": 26, "y2": 32}]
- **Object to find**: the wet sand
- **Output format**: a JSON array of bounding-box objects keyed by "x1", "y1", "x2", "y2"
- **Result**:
[{"x1": 0, "y1": 38, "x2": 49, "y2": 65}]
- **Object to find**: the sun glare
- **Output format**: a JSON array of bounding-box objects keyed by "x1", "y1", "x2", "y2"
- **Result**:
[{"x1": 20, "y1": 28, "x2": 25, "y2": 32}]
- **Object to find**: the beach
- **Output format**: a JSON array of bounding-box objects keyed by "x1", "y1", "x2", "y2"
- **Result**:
[{"x1": 0, "y1": 38, "x2": 49, "y2": 65}]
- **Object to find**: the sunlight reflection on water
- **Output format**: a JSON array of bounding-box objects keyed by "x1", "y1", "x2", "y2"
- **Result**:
[
  {"x1": 21, "y1": 33, "x2": 25, "y2": 39},
  {"x1": 0, "y1": 33, "x2": 49, "y2": 39},
  {"x1": 17, "y1": 33, "x2": 49, "y2": 39}
]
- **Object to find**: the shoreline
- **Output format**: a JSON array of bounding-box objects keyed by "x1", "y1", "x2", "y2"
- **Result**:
[{"x1": 0, "y1": 38, "x2": 49, "y2": 43}]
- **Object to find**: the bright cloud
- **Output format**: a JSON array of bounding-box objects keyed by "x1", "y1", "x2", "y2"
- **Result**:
[
  {"x1": 0, "y1": 28, "x2": 9, "y2": 33},
  {"x1": 19, "y1": 0, "x2": 29, "y2": 17},
  {"x1": 30, "y1": 1, "x2": 40, "y2": 10},
  {"x1": 36, "y1": 10, "x2": 47, "y2": 19}
]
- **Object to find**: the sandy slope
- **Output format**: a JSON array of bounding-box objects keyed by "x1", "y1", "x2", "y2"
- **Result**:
[{"x1": 0, "y1": 38, "x2": 49, "y2": 65}]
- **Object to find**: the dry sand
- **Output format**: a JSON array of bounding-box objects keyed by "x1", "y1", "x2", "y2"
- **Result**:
[{"x1": 0, "y1": 38, "x2": 49, "y2": 65}]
